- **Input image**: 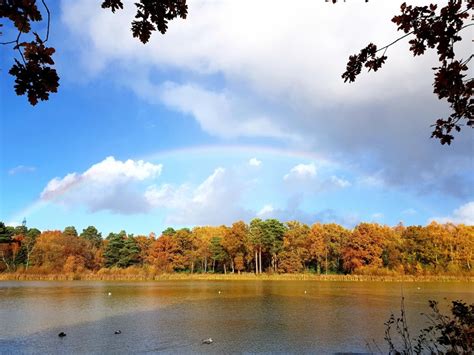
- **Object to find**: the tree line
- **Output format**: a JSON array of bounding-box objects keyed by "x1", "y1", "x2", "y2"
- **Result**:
[{"x1": 0, "y1": 219, "x2": 472, "y2": 275}]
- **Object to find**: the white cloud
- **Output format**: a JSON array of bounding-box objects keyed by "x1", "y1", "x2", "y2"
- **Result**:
[
  {"x1": 257, "y1": 204, "x2": 274, "y2": 217},
  {"x1": 249, "y1": 158, "x2": 262, "y2": 167},
  {"x1": 284, "y1": 163, "x2": 317, "y2": 181},
  {"x1": 158, "y1": 83, "x2": 293, "y2": 140},
  {"x1": 60, "y1": 0, "x2": 473, "y2": 198},
  {"x1": 253, "y1": 196, "x2": 359, "y2": 227},
  {"x1": 61, "y1": 0, "x2": 447, "y2": 104},
  {"x1": 329, "y1": 175, "x2": 351, "y2": 188},
  {"x1": 146, "y1": 167, "x2": 251, "y2": 225},
  {"x1": 430, "y1": 202, "x2": 474, "y2": 225},
  {"x1": 357, "y1": 173, "x2": 385, "y2": 188},
  {"x1": 41, "y1": 173, "x2": 81, "y2": 201},
  {"x1": 8, "y1": 165, "x2": 36, "y2": 175},
  {"x1": 283, "y1": 163, "x2": 351, "y2": 196},
  {"x1": 83, "y1": 156, "x2": 161, "y2": 182},
  {"x1": 144, "y1": 183, "x2": 181, "y2": 208},
  {"x1": 40, "y1": 157, "x2": 162, "y2": 214}
]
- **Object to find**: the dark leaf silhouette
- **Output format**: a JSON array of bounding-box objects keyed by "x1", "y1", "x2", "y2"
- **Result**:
[
  {"x1": 343, "y1": 0, "x2": 473, "y2": 144},
  {"x1": 101, "y1": 0, "x2": 124, "y2": 13},
  {"x1": 0, "y1": 0, "x2": 42, "y2": 33},
  {"x1": 2, "y1": 0, "x2": 188, "y2": 105},
  {"x1": 1, "y1": 0, "x2": 472, "y2": 146},
  {"x1": 8, "y1": 34, "x2": 59, "y2": 105},
  {"x1": 102, "y1": 0, "x2": 188, "y2": 43}
]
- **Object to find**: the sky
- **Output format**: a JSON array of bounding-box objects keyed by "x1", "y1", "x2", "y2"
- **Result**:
[{"x1": 1, "y1": 0, "x2": 473, "y2": 236}]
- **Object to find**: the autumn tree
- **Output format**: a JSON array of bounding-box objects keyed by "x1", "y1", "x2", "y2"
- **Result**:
[
  {"x1": 424, "y1": 221, "x2": 450, "y2": 271},
  {"x1": 0, "y1": 219, "x2": 472, "y2": 276},
  {"x1": 31, "y1": 230, "x2": 94, "y2": 272},
  {"x1": 402, "y1": 225, "x2": 433, "y2": 273},
  {"x1": 0, "y1": 238, "x2": 21, "y2": 272},
  {"x1": 192, "y1": 226, "x2": 227, "y2": 273},
  {"x1": 342, "y1": 223, "x2": 393, "y2": 273},
  {"x1": 278, "y1": 221, "x2": 311, "y2": 273},
  {"x1": 321, "y1": 223, "x2": 350, "y2": 273},
  {"x1": 381, "y1": 226, "x2": 404, "y2": 272},
  {"x1": 192, "y1": 226, "x2": 212, "y2": 273},
  {"x1": 455, "y1": 224, "x2": 474, "y2": 271},
  {"x1": 135, "y1": 234, "x2": 155, "y2": 266},
  {"x1": 30, "y1": 231, "x2": 64, "y2": 271},
  {"x1": 173, "y1": 228, "x2": 197, "y2": 272},
  {"x1": 222, "y1": 221, "x2": 248, "y2": 273},
  {"x1": 148, "y1": 234, "x2": 181, "y2": 273},
  {"x1": 307, "y1": 223, "x2": 327, "y2": 274},
  {"x1": 22, "y1": 227, "x2": 40, "y2": 270},
  {"x1": 249, "y1": 218, "x2": 265, "y2": 274}
]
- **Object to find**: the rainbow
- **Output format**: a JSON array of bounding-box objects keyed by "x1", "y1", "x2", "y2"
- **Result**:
[
  {"x1": 139, "y1": 143, "x2": 334, "y2": 165},
  {"x1": 7, "y1": 144, "x2": 338, "y2": 224}
]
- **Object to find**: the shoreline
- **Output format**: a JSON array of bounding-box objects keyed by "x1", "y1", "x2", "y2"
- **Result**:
[{"x1": 0, "y1": 273, "x2": 472, "y2": 282}]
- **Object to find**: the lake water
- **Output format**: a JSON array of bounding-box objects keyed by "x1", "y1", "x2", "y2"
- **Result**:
[{"x1": 0, "y1": 280, "x2": 472, "y2": 353}]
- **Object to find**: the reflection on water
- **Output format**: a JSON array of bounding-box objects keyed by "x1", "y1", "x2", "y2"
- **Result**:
[{"x1": 0, "y1": 281, "x2": 472, "y2": 353}]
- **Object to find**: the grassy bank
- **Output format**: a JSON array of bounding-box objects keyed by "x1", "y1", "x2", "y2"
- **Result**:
[{"x1": 0, "y1": 271, "x2": 472, "y2": 282}]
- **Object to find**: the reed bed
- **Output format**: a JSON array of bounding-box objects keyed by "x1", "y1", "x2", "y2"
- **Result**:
[{"x1": 0, "y1": 271, "x2": 472, "y2": 282}]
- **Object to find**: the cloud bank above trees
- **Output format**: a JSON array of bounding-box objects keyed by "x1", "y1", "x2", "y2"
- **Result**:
[
  {"x1": 40, "y1": 157, "x2": 162, "y2": 214},
  {"x1": 35, "y1": 153, "x2": 473, "y2": 231},
  {"x1": 36, "y1": 154, "x2": 367, "y2": 227},
  {"x1": 59, "y1": 0, "x2": 473, "y2": 200}
]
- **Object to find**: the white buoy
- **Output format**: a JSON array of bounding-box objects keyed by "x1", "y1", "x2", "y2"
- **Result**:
[
  {"x1": 108, "y1": 292, "x2": 112, "y2": 296},
  {"x1": 304, "y1": 290, "x2": 307, "y2": 294},
  {"x1": 218, "y1": 291, "x2": 221, "y2": 294}
]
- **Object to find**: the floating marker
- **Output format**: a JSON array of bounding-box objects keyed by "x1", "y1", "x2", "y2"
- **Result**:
[{"x1": 108, "y1": 292, "x2": 112, "y2": 296}]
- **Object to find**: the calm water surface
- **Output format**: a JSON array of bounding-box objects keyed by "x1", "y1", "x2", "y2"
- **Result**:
[{"x1": 0, "y1": 280, "x2": 472, "y2": 353}]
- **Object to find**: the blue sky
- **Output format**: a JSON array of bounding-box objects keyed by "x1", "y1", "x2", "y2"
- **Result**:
[{"x1": 1, "y1": 0, "x2": 473, "y2": 236}]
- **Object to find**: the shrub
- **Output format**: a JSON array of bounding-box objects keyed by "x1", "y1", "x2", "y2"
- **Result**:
[{"x1": 382, "y1": 298, "x2": 473, "y2": 354}]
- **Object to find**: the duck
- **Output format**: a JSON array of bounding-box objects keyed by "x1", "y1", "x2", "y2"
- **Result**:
[
  {"x1": 58, "y1": 332, "x2": 67, "y2": 337},
  {"x1": 114, "y1": 330, "x2": 122, "y2": 335},
  {"x1": 202, "y1": 338, "x2": 213, "y2": 344}
]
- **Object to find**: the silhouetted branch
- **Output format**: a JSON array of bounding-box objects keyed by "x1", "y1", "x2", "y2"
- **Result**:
[{"x1": 40, "y1": 0, "x2": 50, "y2": 42}]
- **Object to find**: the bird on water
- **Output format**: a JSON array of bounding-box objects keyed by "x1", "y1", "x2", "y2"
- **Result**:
[
  {"x1": 58, "y1": 332, "x2": 66, "y2": 337},
  {"x1": 202, "y1": 338, "x2": 213, "y2": 344},
  {"x1": 114, "y1": 330, "x2": 122, "y2": 334}
]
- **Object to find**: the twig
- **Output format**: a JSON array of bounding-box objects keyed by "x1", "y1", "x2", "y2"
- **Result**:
[{"x1": 41, "y1": 0, "x2": 50, "y2": 42}]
